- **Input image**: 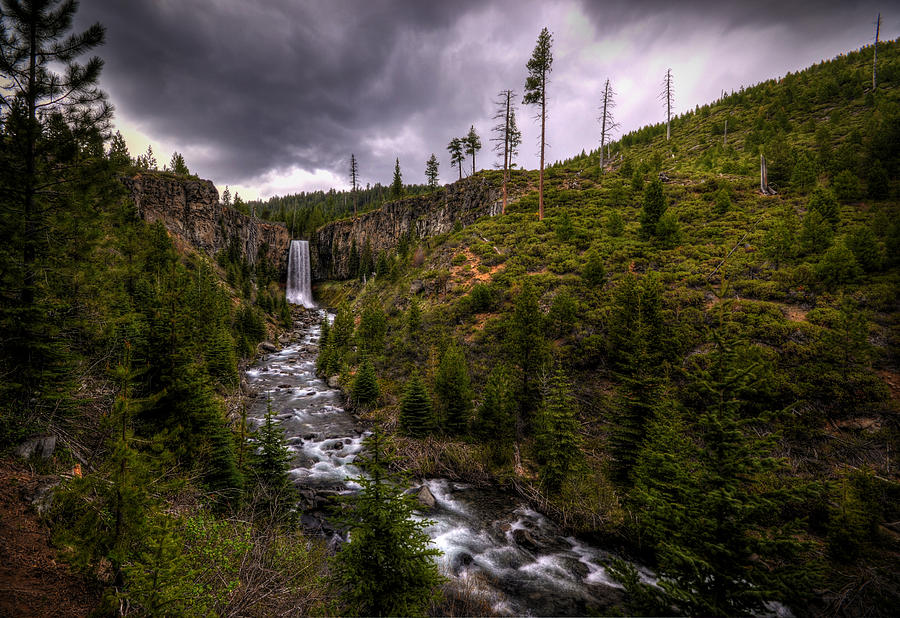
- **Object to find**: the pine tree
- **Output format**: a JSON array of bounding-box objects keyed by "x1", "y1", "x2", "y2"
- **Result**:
[
  {"x1": 524, "y1": 27, "x2": 553, "y2": 220},
  {"x1": 399, "y1": 371, "x2": 435, "y2": 437},
  {"x1": 249, "y1": 395, "x2": 296, "y2": 518},
  {"x1": 607, "y1": 272, "x2": 667, "y2": 484},
  {"x1": 357, "y1": 300, "x2": 386, "y2": 356},
  {"x1": 507, "y1": 280, "x2": 548, "y2": 436},
  {"x1": 222, "y1": 186, "x2": 232, "y2": 207},
  {"x1": 434, "y1": 342, "x2": 472, "y2": 435},
  {"x1": 536, "y1": 363, "x2": 582, "y2": 493},
  {"x1": 640, "y1": 178, "x2": 667, "y2": 238},
  {"x1": 108, "y1": 131, "x2": 131, "y2": 168},
  {"x1": 492, "y1": 89, "x2": 522, "y2": 214},
  {"x1": 621, "y1": 337, "x2": 819, "y2": 615},
  {"x1": 464, "y1": 125, "x2": 482, "y2": 175},
  {"x1": 425, "y1": 153, "x2": 439, "y2": 189},
  {"x1": 350, "y1": 153, "x2": 359, "y2": 215},
  {"x1": 352, "y1": 356, "x2": 380, "y2": 409},
  {"x1": 0, "y1": 0, "x2": 111, "y2": 410},
  {"x1": 169, "y1": 151, "x2": 190, "y2": 175},
  {"x1": 331, "y1": 429, "x2": 443, "y2": 616},
  {"x1": 472, "y1": 365, "x2": 515, "y2": 463},
  {"x1": 391, "y1": 157, "x2": 403, "y2": 199},
  {"x1": 447, "y1": 137, "x2": 465, "y2": 180}
]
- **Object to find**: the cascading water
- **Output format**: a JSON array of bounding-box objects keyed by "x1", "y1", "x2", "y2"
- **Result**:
[{"x1": 286, "y1": 240, "x2": 315, "y2": 307}]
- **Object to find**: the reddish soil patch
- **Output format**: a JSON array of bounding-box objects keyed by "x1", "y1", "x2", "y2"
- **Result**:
[
  {"x1": 878, "y1": 369, "x2": 900, "y2": 401},
  {"x1": 0, "y1": 458, "x2": 101, "y2": 617},
  {"x1": 450, "y1": 248, "x2": 504, "y2": 289},
  {"x1": 782, "y1": 304, "x2": 809, "y2": 322}
]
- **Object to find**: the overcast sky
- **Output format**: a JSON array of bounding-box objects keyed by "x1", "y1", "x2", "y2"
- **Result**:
[{"x1": 75, "y1": 1, "x2": 896, "y2": 201}]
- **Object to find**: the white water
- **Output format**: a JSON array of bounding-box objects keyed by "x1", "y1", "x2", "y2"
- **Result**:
[
  {"x1": 245, "y1": 313, "x2": 633, "y2": 615},
  {"x1": 286, "y1": 240, "x2": 315, "y2": 307}
]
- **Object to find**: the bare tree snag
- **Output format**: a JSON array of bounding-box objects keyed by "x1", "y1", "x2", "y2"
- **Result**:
[
  {"x1": 873, "y1": 13, "x2": 881, "y2": 91},
  {"x1": 760, "y1": 154, "x2": 776, "y2": 195}
]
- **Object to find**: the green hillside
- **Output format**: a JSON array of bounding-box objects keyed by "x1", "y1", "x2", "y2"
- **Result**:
[{"x1": 315, "y1": 39, "x2": 900, "y2": 616}]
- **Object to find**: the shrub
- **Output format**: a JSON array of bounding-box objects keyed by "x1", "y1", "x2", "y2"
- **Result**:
[
  {"x1": 807, "y1": 186, "x2": 839, "y2": 224},
  {"x1": 799, "y1": 210, "x2": 833, "y2": 255},
  {"x1": 655, "y1": 212, "x2": 682, "y2": 248},
  {"x1": 714, "y1": 187, "x2": 731, "y2": 214},
  {"x1": 832, "y1": 169, "x2": 862, "y2": 202},
  {"x1": 582, "y1": 250, "x2": 606, "y2": 286},
  {"x1": 845, "y1": 226, "x2": 883, "y2": 272},
  {"x1": 607, "y1": 212, "x2": 624, "y2": 237},
  {"x1": 816, "y1": 240, "x2": 861, "y2": 289}
]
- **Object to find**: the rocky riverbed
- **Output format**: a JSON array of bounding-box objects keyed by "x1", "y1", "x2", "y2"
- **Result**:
[{"x1": 244, "y1": 308, "x2": 638, "y2": 616}]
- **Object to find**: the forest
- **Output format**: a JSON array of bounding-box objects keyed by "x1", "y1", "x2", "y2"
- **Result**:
[{"x1": 1, "y1": 1, "x2": 898, "y2": 617}]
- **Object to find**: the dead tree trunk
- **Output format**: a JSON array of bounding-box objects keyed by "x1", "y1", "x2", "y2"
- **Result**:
[
  {"x1": 723, "y1": 119, "x2": 727, "y2": 146},
  {"x1": 873, "y1": 13, "x2": 881, "y2": 91},
  {"x1": 760, "y1": 154, "x2": 775, "y2": 195}
]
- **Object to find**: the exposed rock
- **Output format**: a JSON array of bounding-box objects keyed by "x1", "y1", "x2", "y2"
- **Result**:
[
  {"x1": 16, "y1": 435, "x2": 57, "y2": 460},
  {"x1": 512, "y1": 528, "x2": 540, "y2": 552},
  {"x1": 327, "y1": 375, "x2": 341, "y2": 388},
  {"x1": 122, "y1": 173, "x2": 290, "y2": 274},
  {"x1": 29, "y1": 479, "x2": 60, "y2": 516},
  {"x1": 416, "y1": 485, "x2": 437, "y2": 510},
  {"x1": 260, "y1": 341, "x2": 278, "y2": 353},
  {"x1": 311, "y1": 176, "x2": 502, "y2": 280},
  {"x1": 409, "y1": 279, "x2": 425, "y2": 295}
]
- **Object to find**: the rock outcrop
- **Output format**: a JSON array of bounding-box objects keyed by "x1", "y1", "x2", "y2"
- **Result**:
[
  {"x1": 311, "y1": 176, "x2": 501, "y2": 280},
  {"x1": 122, "y1": 173, "x2": 291, "y2": 274}
]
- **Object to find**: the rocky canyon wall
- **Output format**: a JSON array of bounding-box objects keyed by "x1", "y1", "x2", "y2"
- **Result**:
[
  {"x1": 122, "y1": 173, "x2": 291, "y2": 273},
  {"x1": 311, "y1": 176, "x2": 501, "y2": 280}
]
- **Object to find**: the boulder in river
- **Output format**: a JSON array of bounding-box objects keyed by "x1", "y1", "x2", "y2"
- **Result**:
[
  {"x1": 416, "y1": 485, "x2": 436, "y2": 510},
  {"x1": 259, "y1": 341, "x2": 278, "y2": 353},
  {"x1": 512, "y1": 527, "x2": 541, "y2": 552},
  {"x1": 327, "y1": 375, "x2": 341, "y2": 388}
]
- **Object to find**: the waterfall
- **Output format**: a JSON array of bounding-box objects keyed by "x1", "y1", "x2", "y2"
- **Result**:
[{"x1": 286, "y1": 240, "x2": 315, "y2": 307}]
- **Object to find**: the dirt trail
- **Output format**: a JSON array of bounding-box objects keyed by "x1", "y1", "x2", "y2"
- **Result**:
[{"x1": 0, "y1": 458, "x2": 101, "y2": 617}]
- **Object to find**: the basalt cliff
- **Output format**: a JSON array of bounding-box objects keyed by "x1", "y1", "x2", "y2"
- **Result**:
[
  {"x1": 311, "y1": 175, "x2": 502, "y2": 280},
  {"x1": 122, "y1": 173, "x2": 291, "y2": 273}
]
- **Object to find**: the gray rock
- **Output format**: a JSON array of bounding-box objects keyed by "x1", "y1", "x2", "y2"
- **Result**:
[
  {"x1": 416, "y1": 485, "x2": 436, "y2": 510},
  {"x1": 30, "y1": 479, "x2": 60, "y2": 516},
  {"x1": 260, "y1": 341, "x2": 278, "y2": 353},
  {"x1": 512, "y1": 527, "x2": 540, "y2": 552},
  {"x1": 16, "y1": 434, "x2": 57, "y2": 460},
  {"x1": 409, "y1": 279, "x2": 425, "y2": 295},
  {"x1": 327, "y1": 375, "x2": 341, "y2": 388}
]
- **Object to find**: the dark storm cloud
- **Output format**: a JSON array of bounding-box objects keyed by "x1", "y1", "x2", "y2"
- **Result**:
[
  {"x1": 76, "y1": 0, "x2": 489, "y2": 187},
  {"x1": 74, "y1": 0, "x2": 894, "y2": 196}
]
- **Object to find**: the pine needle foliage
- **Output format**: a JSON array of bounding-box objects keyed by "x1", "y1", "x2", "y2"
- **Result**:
[
  {"x1": 331, "y1": 430, "x2": 443, "y2": 616},
  {"x1": 399, "y1": 371, "x2": 436, "y2": 437}
]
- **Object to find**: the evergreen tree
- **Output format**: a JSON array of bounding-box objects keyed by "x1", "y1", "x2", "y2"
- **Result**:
[
  {"x1": 607, "y1": 272, "x2": 667, "y2": 484},
  {"x1": 582, "y1": 250, "x2": 606, "y2": 286},
  {"x1": 425, "y1": 153, "x2": 439, "y2": 189},
  {"x1": 507, "y1": 280, "x2": 548, "y2": 436},
  {"x1": 447, "y1": 137, "x2": 465, "y2": 181},
  {"x1": 434, "y1": 341, "x2": 472, "y2": 435},
  {"x1": 472, "y1": 364, "x2": 515, "y2": 463},
  {"x1": 845, "y1": 225, "x2": 883, "y2": 272},
  {"x1": 816, "y1": 239, "x2": 861, "y2": 289},
  {"x1": 222, "y1": 186, "x2": 232, "y2": 207},
  {"x1": 391, "y1": 157, "x2": 403, "y2": 199},
  {"x1": 639, "y1": 178, "x2": 666, "y2": 237},
  {"x1": 350, "y1": 153, "x2": 359, "y2": 215},
  {"x1": 169, "y1": 151, "x2": 190, "y2": 175},
  {"x1": 464, "y1": 124, "x2": 482, "y2": 175},
  {"x1": 0, "y1": 0, "x2": 111, "y2": 413},
  {"x1": 249, "y1": 395, "x2": 296, "y2": 518},
  {"x1": 108, "y1": 130, "x2": 131, "y2": 168},
  {"x1": 808, "y1": 185, "x2": 840, "y2": 223},
  {"x1": 492, "y1": 89, "x2": 522, "y2": 214},
  {"x1": 535, "y1": 363, "x2": 582, "y2": 493},
  {"x1": 761, "y1": 213, "x2": 797, "y2": 269},
  {"x1": 621, "y1": 337, "x2": 819, "y2": 615},
  {"x1": 799, "y1": 209, "x2": 833, "y2": 255},
  {"x1": 524, "y1": 27, "x2": 553, "y2": 220},
  {"x1": 357, "y1": 300, "x2": 386, "y2": 356},
  {"x1": 399, "y1": 371, "x2": 435, "y2": 437},
  {"x1": 352, "y1": 355, "x2": 380, "y2": 409},
  {"x1": 331, "y1": 429, "x2": 443, "y2": 616}
]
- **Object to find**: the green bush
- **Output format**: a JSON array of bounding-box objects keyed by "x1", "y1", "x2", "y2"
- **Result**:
[
  {"x1": 832, "y1": 169, "x2": 862, "y2": 202},
  {"x1": 808, "y1": 186, "x2": 840, "y2": 224}
]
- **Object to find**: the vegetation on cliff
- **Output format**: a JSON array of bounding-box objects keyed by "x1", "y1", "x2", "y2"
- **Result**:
[{"x1": 313, "y1": 38, "x2": 900, "y2": 616}]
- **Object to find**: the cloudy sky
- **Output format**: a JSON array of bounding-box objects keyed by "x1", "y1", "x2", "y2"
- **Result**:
[{"x1": 75, "y1": 1, "x2": 895, "y2": 200}]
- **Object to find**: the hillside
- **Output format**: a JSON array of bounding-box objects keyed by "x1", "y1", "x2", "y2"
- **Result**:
[{"x1": 311, "y1": 40, "x2": 900, "y2": 615}]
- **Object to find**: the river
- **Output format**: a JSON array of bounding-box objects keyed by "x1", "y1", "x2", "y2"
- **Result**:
[{"x1": 244, "y1": 310, "x2": 643, "y2": 616}]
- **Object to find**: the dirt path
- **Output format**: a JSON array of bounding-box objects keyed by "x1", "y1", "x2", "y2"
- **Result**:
[{"x1": 0, "y1": 458, "x2": 101, "y2": 617}]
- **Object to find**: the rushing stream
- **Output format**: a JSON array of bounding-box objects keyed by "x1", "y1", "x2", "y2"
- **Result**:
[{"x1": 245, "y1": 310, "x2": 639, "y2": 615}]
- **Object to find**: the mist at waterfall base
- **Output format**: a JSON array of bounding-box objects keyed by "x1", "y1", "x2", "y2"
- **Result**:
[{"x1": 286, "y1": 240, "x2": 315, "y2": 308}]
